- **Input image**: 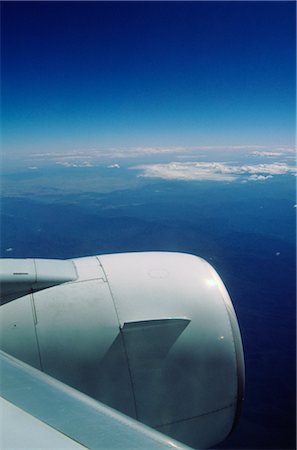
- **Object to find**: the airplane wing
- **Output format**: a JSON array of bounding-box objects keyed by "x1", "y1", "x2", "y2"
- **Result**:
[{"x1": 0, "y1": 350, "x2": 191, "y2": 449}]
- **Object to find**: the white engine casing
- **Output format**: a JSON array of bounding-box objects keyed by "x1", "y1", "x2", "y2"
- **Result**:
[{"x1": 0, "y1": 252, "x2": 244, "y2": 449}]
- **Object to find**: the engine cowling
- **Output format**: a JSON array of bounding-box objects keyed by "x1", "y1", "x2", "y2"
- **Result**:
[{"x1": 0, "y1": 252, "x2": 244, "y2": 449}]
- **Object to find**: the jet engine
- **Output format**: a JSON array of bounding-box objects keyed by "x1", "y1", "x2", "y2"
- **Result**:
[{"x1": 0, "y1": 252, "x2": 244, "y2": 449}]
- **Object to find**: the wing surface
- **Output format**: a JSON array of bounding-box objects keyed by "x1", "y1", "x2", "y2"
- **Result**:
[
  {"x1": 0, "y1": 350, "x2": 191, "y2": 449},
  {"x1": 1, "y1": 397, "x2": 85, "y2": 449}
]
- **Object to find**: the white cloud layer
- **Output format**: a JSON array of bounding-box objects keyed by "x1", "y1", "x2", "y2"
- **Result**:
[
  {"x1": 56, "y1": 161, "x2": 93, "y2": 168},
  {"x1": 132, "y1": 161, "x2": 296, "y2": 182},
  {"x1": 248, "y1": 174, "x2": 273, "y2": 181},
  {"x1": 251, "y1": 151, "x2": 285, "y2": 157},
  {"x1": 31, "y1": 146, "x2": 187, "y2": 163},
  {"x1": 28, "y1": 144, "x2": 295, "y2": 166}
]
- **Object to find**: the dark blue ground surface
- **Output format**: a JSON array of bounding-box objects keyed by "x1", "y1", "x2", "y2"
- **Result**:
[{"x1": 1, "y1": 175, "x2": 296, "y2": 449}]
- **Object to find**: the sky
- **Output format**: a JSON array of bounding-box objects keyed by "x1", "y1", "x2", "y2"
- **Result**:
[{"x1": 1, "y1": 1, "x2": 296, "y2": 159}]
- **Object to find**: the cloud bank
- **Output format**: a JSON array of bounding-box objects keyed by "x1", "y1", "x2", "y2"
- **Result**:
[
  {"x1": 56, "y1": 161, "x2": 94, "y2": 168},
  {"x1": 28, "y1": 144, "x2": 295, "y2": 166},
  {"x1": 132, "y1": 162, "x2": 296, "y2": 182},
  {"x1": 251, "y1": 151, "x2": 285, "y2": 157}
]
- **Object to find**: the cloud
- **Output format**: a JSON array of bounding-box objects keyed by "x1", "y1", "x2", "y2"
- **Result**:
[
  {"x1": 107, "y1": 164, "x2": 120, "y2": 169},
  {"x1": 251, "y1": 151, "x2": 285, "y2": 157},
  {"x1": 240, "y1": 163, "x2": 296, "y2": 175},
  {"x1": 248, "y1": 174, "x2": 273, "y2": 181},
  {"x1": 132, "y1": 162, "x2": 237, "y2": 182},
  {"x1": 56, "y1": 161, "x2": 93, "y2": 168},
  {"x1": 5, "y1": 248, "x2": 13, "y2": 252},
  {"x1": 27, "y1": 144, "x2": 296, "y2": 168},
  {"x1": 131, "y1": 161, "x2": 296, "y2": 182},
  {"x1": 250, "y1": 147, "x2": 296, "y2": 163},
  {"x1": 31, "y1": 146, "x2": 187, "y2": 163}
]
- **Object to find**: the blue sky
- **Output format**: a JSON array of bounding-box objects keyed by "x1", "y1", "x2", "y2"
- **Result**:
[{"x1": 1, "y1": 1, "x2": 296, "y2": 156}]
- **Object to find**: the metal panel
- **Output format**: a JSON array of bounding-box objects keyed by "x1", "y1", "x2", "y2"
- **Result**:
[
  {"x1": 0, "y1": 259, "x2": 36, "y2": 284},
  {"x1": 33, "y1": 278, "x2": 136, "y2": 418},
  {"x1": 34, "y1": 258, "x2": 77, "y2": 287},
  {"x1": 72, "y1": 256, "x2": 106, "y2": 282},
  {"x1": 98, "y1": 252, "x2": 243, "y2": 448},
  {"x1": 157, "y1": 404, "x2": 236, "y2": 449},
  {"x1": 0, "y1": 259, "x2": 35, "y2": 304},
  {"x1": 0, "y1": 294, "x2": 41, "y2": 369},
  {"x1": 1, "y1": 351, "x2": 191, "y2": 450},
  {"x1": 0, "y1": 258, "x2": 77, "y2": 304},
  {"x1": 0, "y1": 398, "x2": 86, "y2": 449}
]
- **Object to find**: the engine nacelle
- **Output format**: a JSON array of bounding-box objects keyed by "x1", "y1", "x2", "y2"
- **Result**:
[{"x1": 0, "y1": 252, "x2": 244, "y2": 449}]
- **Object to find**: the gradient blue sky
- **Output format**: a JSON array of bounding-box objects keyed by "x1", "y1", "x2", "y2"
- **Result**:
[{"x1": 1, "y1": 1, "x2": 296, "y2": 156}]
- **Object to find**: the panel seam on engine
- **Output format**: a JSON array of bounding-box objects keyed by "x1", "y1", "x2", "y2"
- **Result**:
[
  {"x1": 95, "y1": 257, "x2": 121, "y2": 326},
  {"x1": 214, "y1": 278, "x2": 245, "y2": 433},
  {"x1": 155, "y1": 401, "x2": 236, "y2": 429},
  {"x1": 30, "y1": 293, "x2": 44, "y2": 371},
  {"x1": 96, "y1": 256, "x2": 139, "y2": 421},
  {"x1": 70, "y1": 278, "x2": 106, "y2": 285}
]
